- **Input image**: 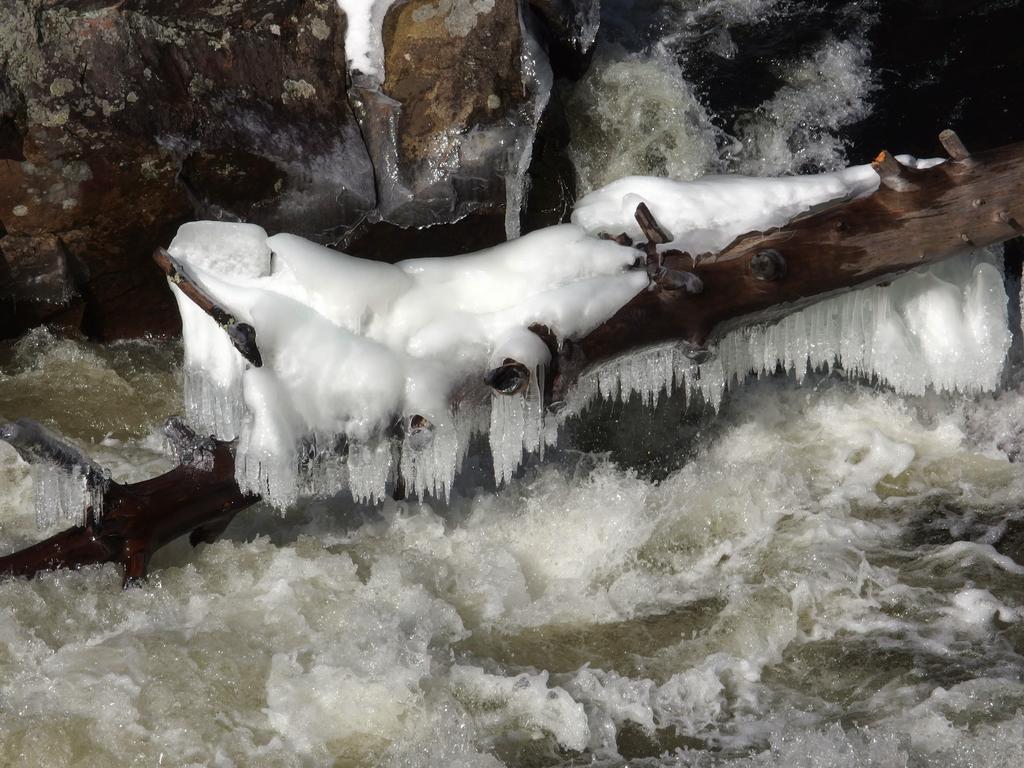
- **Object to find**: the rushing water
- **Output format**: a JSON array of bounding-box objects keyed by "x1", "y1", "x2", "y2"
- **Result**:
[
  {"x1": 3, "y1": 329, "x2": 1024, "y2": 767},
  {"x1": 3, "y1": 0, "x2": 1024, "y2": 766}
]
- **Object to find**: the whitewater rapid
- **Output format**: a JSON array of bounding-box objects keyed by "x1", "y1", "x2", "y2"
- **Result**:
[{"x1": 1, "y1": 330, "x2": 1024, "y2": 766}]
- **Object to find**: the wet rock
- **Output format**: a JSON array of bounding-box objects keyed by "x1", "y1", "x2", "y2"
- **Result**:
[
  {"x1": 0, "y1": 0, "x2": 375, "y2": 339},
  {"x1": 527, "y1": 0, "x2": 600, "y2": 73},
  {"x1": 364, "y1": 0, "x2": 543, "y2": 232},
  {"x1": 0, "y1": 0, "x2": 590, "y2": 339}
]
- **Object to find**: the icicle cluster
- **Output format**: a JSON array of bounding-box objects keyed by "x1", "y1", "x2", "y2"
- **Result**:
[
  {"x1": 560, "y1": 248, "x2": 1011, "y2": 422},
  {"x1": 169, "y1": 221, "x2": 645, "y2": 509},
  {"x1": 30, "y1": 463, "x2": 104, "y2": 529},
  {"x1": 0, "y1": 419, "x2": 109, "y2": 528}
]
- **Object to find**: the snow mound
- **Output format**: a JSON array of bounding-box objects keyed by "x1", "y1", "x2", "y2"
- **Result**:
[{"x1": 170, "y1": 223, "x2": 646, "y2": 508}]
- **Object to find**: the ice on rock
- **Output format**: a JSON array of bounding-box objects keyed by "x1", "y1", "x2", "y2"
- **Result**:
[
  {"x1": 334, "y1": 1, "x2": 399, "y2": 80},
  {"x1": 504, "y1": 16, "x2": 553, "y2": 240}
]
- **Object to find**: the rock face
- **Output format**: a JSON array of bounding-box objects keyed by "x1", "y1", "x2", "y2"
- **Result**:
[
  {"x1": 0, "y1": 0, "x2": 371, "y2": 337},
  {"x1": 0, "y1": 0, "x2": 592, "y2": 339}
]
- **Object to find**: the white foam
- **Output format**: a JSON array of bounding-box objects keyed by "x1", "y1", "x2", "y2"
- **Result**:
[
  {"x1": 448, "y1": 666, "x2": 590, "y2": 752},
  {"x1": 6, "y1": 336, "x2": 1024, "y2": 764},
  {"x1": 733, "y1": 37, "x2": 877, "y2": 176},
  {"x1": 566, "y1": 51, "x2": 721, "y2": 195}
]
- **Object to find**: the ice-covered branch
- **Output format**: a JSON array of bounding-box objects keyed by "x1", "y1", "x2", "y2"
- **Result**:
[
  {"x1": 0, "y1": 418, "x2": 257, "y2": 587},
  {"x1": 152, "y1": 130, "x2": 1024, "y2": 511},
  {"x1": 153, "y1": 248, "x2": 263, "y2": 368},
  {"x1": 3, "y1": 130, "x2": 1024, "y2": 585},
  {"x1": 555, "y1": 131, "x2": 1024, "y2": 399}
]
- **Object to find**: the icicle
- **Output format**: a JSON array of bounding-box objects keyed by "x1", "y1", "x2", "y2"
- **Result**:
[
  {"x1": 398, "y1": 410, "x2": 477, "y2": 502},
  {"x1": 346, "y1": 440, "x2": 392, "y2": 505},
  {"x1": 297, "y1": 434, "x2": 349, "y2": 500},
  {"x1": 504, "y1": 12, "x2": 553, "y2": 240},
  {"x1": 29, "y1": 463, "x2": 102, "y2": 529},
  {"x1": 707, "y1": 248, "x2": 1010, "y2": 397},
  {"x1": 487, "y1": 363, "x2": 547, "y2": 487},
  {"x1": 0, "y1": 419, "x2": 108, "y2": 528},
  {"x1": 171, "y1": 284, "x2": 247, "y2": 440},
  {"x1": 554, "y1": 249, "x2": 1010, "y2": 437},
  {"x1": 489, "y1": 391, "x2": 527, "y2": 487}
]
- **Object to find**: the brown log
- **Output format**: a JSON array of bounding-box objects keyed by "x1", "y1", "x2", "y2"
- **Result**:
[
  {"x1": 550, "y1": 134, "x2": 1024, "y2": 400},
  {"x1": 0, "y1": 420, "x2": 257, "y2": 587}
]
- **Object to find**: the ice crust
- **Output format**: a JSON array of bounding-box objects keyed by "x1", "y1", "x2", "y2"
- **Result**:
[
  {"x1": 170, "y1": 221, "x2": 646, "y2": 508},
  {"x1": 335, "y1": 0, "x2": 398, "y2": 79},
  {"x1": 170, "y1": 158, "x2": 1011, "y2": 509}
]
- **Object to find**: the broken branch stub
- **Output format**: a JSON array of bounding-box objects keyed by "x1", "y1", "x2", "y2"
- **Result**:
[{"x1": 153, "y1": 248, "x2": 264, "y2": 368}]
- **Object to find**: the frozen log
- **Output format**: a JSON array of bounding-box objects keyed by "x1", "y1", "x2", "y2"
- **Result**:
[
  {"x1": 549, "y1": 132, "x2": 1024, "y2": 400},
  {"x1": 0, "y1": 419, "x2": 257, "y2": 587},
  {"x1": 3, "y1": 130, "x2": 1024, "y2": 584}
]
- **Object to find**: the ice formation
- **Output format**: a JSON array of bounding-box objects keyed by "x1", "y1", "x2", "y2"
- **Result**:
[
  {"x1": 569, "y1": 247, "x2": 1011, "y2": 426},
  {"x1": 170, "y1": 157, "x2": 1012, "y2": 510},
  {"x1": 334, "y1": 0, "x2": 398, "y2": 80},
  {"x1": 170, "y1": 222, "x2": 646, "y2": 508},
  {"x1": 0, "y1": 419, "x2": 108, "y2": 527}
]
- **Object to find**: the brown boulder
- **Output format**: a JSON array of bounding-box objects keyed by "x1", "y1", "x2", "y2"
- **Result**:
[
  {"x1": 0, "y1": 0, "x2": 372, "y2": 339},
  {"x1": 0, "y1": 0, "x2": 589, "y2": 339}
]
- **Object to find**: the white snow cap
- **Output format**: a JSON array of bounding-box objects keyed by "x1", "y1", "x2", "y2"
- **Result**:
[
  {"x1": 169, "y1": 155, "x2": 1010, "y2": 509},
  {"x1": 170, "y1": 221, "x2": 646, "y2": 508}
]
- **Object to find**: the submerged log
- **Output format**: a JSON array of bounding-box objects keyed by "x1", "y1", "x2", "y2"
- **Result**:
[
  {"x1": 3, "y1": 130, "x2": 1024, "y2": 584},
  {"x1": 0, "y1": 419, "x2": 256, "y2": 587}
]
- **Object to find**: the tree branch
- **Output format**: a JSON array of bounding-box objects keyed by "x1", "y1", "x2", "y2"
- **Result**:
[
  {"x1": 549, "y1": 132, "x2": 1024, "y2": 400},
  {"x1": 0, "y1": 419, "x2": 257, "y2": 587},
  {"x1": 3, "y1": 131, "x2": 1024, "y2": 584}
]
